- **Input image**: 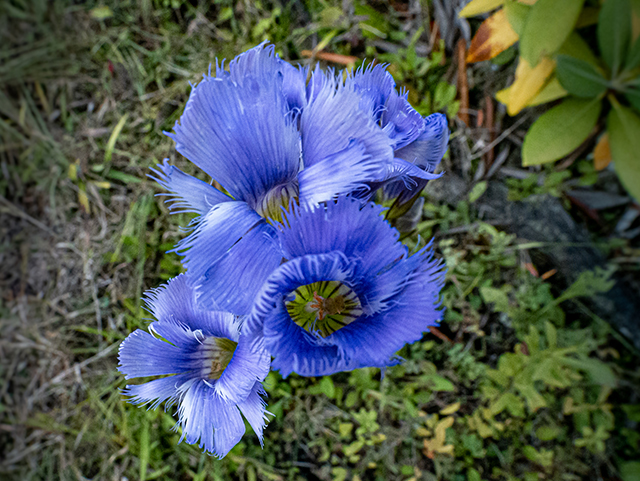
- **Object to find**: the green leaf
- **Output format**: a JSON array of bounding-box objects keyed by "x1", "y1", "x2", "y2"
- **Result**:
[
  {"x1": 608, "y1": 101, "x2": 640, "y2": 200},
  {"x1": 480, "y1": 286, "x2": 510, "y2": 312},
  {"x1": 598, "y1": 0, "x2": 632, "y2": 75},
  {"x1": 520, "y1": 0, "x2": 585, "y2": 66},
  {"x1": 556, "y1": 55, "x2": 609, "y2": 98},
  {"x1": 620, "y1": 461, "x2": 640, "y2": 481},
  {"x1": 626, "y1": 35, "x2": 640, "y2": 70},
  {"x1": 625, "y1": 86, "x2": 640, "y2": 112},
  {"x1": 522, "y1": 98, "x2": 602, "y2": 166},
  {"x1": 469, "y1": 181, "x2": 488, "y2": 202},
  {"x1": 557, "y1": 32, "x2": 600, "y2": 67},
  {"x1": 504, "y1": 0, "x2": 531, "y2": 36}
]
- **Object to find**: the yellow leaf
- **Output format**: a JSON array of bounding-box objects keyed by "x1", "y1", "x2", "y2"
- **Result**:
[
  {"x1": 496, "y1": 76, "x2": 568, "y2": 108},
  {"x1": 507, "y1": 56, "x2": 556, "y2": 115},
  {"x1": 459, "y1": 0, "x2": 504, "y2": 17},
  {"x1": 91, "y1": 181, "x2": 112, "y2": 189},
  {"x1": 495, "y1": 87, "x2": 511, "y2": 105},
  {"x1": 467, "y1": 9, "x2": 519, "y2": 63},
  {"x1": 78, "y1": 186, "x2": 90, "y2": 214},
  {"x1": 593, "y1": 133, "x2": 612, "y2": 171},
  {"x1": 440, "y1": 402, "x2": 461, "y2": 415},
  {"x1": 68, "y1": 162, "x2": 78, "y2": 181}
]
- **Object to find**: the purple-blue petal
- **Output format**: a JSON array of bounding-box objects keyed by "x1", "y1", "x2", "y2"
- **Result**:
[
  {"x1": 195, "y1": 219, "x2": 282, "y2": 315},
  {"x1": 177, "y1": 379, "x2": 246, "y2": 457},
  {"x1": 176, "y1": 201, "x2": 265, "y2": 282},
  {"x1": 118, "y1": 329, "x2": 200, "y2": 379},
  {"x1": 394, "y1": 113, "x2": 449, "y2": 172},
  {"x1": 300, "y1": 69, "x2": 393, "y2": 175},
  {"x1": 236, "y1": 384, "x2": 269, "y2": 444},
  {"x1": 167, "y1": 46, "x2": 300, "y2": 206},
  {"x1": 121, "y1": 373, "x2": 193, "y2": 409},
  {"x1": 149, "y1": 160, "x2": 230, "y2": 215},
  {"x1": 214, "y1": 332, "x2": 271, "y2": 404}
]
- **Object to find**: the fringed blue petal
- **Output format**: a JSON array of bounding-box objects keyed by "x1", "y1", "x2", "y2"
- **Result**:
[
  {"x1": 176, "y1": 201, "x2": 265, "y2": 282},
  {"x1": 348, "y1": 63, "x2": 424, "y2": 149},
  {"x1": 257, "y1": 301, "x2": 356, "y2": 377},
  {"x1": 143, "y1": 275, "x2": 239, "y2": 343},
  {"x1": 333, "y1": 249, "x2": 445, "y2": 367},
  {"x1": 245, "y1": 252, "x2": 360, "y2": 377},
  {"x1": 121, "y1": 373, "x2": 192, "y2": 409},
  {"x1": 394, "y1": 113, "x2": 449, "y2": 172},
  {"x1": 215, "y1": 332, "x2": 270, "y2": 403},
  {"x1": 177, "y1": 380, "x2": 246, "y2": 458},
  {"x1": 117, "y1": 329, "x2": 200, "y2": 379},
  {"x1": 166, "y1": 48, "x2": 300, "y2": 207},
  {"x1": 298, "y1": 141, "x2": 379, "y2": 206},
  {"x1": 278, "y1": 198, "x2": 405, "y2": 277},
  {"x1": 236, "y1": 384, "x2": 270, "y2": 444},
  {"x1": 149, "y1": 160, "x2": 230, "y2": 215},
  {"x1": 280, "y1": 61, "x2": 308, "y2": 114},
  {"x1": 300, "y1": 69, "x2": 393, "y2": 175},
  {"x1": 195, "y1": 220, "x2": 282, "y2": 315}
]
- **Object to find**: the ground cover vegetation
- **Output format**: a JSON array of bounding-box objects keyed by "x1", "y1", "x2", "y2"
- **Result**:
[{"x1": 1, "y1": 1, "x2": 639, "y2": 480}]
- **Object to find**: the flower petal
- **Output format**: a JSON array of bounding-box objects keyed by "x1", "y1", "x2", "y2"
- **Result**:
[
  {"x1": 176, "y1": 201, "x2": 264, "y2": 282},
  {"x1": 394, "y1": 113, "x2": 449, "y2": 172},
  {"x1": 215, "y1": 332, "x2": 270, "y2": 403},
  {"x1": 349, "y1": 63, "x2": 424, "y2": 149},
  {"x1": 332, "y1": 247, "x2": 445, "y2": 366},
  {"x1": 278, "y1": 198, "x2": 406, "y2": 278},
  {"x1": 236, "y1": 383, "x2": 269, "y2": 443},
  {"x1": 167, "y1": 47, "x2": 300, "y2": 206},
  {"x1": 195, "y1": 220, "x2": 282, "y2": 315},
  {"x1": 122, "y1": 373, "x2": 192, "y2": 410},
  {"x1": 300, "y1": 69, "x2": 393, "y2": 176},
  {"x1": 177, "y1": 380, "x2": 245, "y2": 457},
  {"x1": 118, "y1": 329, "x2": 200, "y2": 379},
  {"x1": 143, "y1": 275, "x2": 240, "y2": 343},
  {"x1": 149, "y1": 160, "x2": 230, "y2": 215},
  {"x1": 298, "y1": 141, "x2": 380, "y2": 206},
  {"x1": 245, "y1": 252, "x2": 361, "y2": 377}
]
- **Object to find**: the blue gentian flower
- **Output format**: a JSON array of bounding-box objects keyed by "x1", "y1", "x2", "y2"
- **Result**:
[
  {"x1": 118, "y1": 274, "x2": 270, "y2": 458},
  {"x1": 243, "y1": 197, "x2": 445, "y2": 377},
  {"x1": 154, "y1": 43, "x2": 426, "y2": 316},
  {"x1": 347, "y1": 64, "x2": 450, "y2": 209}
]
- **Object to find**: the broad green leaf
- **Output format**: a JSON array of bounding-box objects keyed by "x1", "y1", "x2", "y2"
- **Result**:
[
  {"x1": 625, "y1": 86, "x2": 640, "y2": 112},
  {"x1": 467, "y1": 9, "x2": 519, "y2": 63},
  {"x1": 626, "y1": 35, "x2": 640, "y2": 69},
  {"x1": 522, "y1": 98, "x2": 602, "y2": 166},
  {"x1": 504, "y1": 0, "x2": 531, "y2": 36},
  {"x1": 520, "y1": 0, "x2": 585, "y2": 66},
  {"x1": 556, "y1": 55, "x2": 609, "y2": 98},
  {"x1": 459, "y1": 0, "x2": 505, "y2": 17},
  {"x1": 608, "y1": 101, "x2": 640, "y2": 200},
  {"x1": 598, "y1": 0, "x2": 632, "y2": 75},
  {"x1": 529, "y1": 77, "x2": 568, "y2": 105},
  {"x1": 557, "y1": 32, "x2": 600, "y2": 66},
  {"x1": 620, "y1": 461, "x2": 640, "y2": 481}
]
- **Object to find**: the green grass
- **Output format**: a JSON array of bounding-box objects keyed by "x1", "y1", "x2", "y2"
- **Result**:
[{"x1": 1, "y1": 1, "x2": 639, "y2": 480}]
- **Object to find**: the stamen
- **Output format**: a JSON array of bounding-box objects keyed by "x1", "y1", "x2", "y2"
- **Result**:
[
  {"x1": 255, "y1": 181, "x2": 299, "y2": 225},
  {"x1": 199, "y1": 336, "x2": 238, "y2": 380},
  {"x1": 285, "y1": 281, "x2": 362, "y2": 338}
]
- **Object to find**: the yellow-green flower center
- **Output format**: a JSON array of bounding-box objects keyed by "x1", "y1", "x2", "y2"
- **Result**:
[
  {"x1": 285, "y1": 281, "x2": 363, "y2": 338},
  {"x1": 255, "y1": 182, "x2": 298, "y2": 225},
  {"x1": 200, "y1": 336, "x2": 237, "y2": 380}
]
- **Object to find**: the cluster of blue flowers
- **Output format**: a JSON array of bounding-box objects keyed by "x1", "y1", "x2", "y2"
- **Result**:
[{"x1": 118, "y1": 43, "x2": 448, "y2": 458}]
